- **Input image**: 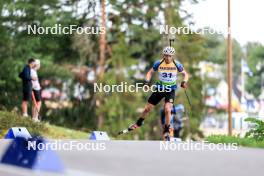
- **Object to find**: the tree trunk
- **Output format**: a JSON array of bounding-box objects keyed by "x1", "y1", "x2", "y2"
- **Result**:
[{"x1": 97, "y1": 0, "x2": 106, "y2": 129}]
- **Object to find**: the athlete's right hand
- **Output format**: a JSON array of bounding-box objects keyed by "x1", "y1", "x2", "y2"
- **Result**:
[{"x1": 143, "y1": 79, "x2": 151, "y2": 87}]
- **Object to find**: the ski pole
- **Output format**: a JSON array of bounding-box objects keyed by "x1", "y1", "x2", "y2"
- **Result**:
[
  {"x1": 184, "y1": 90, "x2": 192, "y2": 108},
  {"x1": 169, "y1": 38, "x2": 175, "y2": 47}
]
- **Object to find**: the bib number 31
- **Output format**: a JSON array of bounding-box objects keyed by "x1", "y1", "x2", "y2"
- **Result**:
[{"x1": 162, "y1": 72, "x2": 172, "y2": 78}]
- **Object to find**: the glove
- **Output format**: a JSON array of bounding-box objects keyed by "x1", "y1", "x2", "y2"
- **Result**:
[{"x1": 180, "y1": 81, "x2": 188, "y2": 89}]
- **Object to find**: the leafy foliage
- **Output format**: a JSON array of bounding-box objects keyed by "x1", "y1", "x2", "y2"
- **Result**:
[
  {"x1": 245, "y1": 117, "x2": 264, "y2": 141},
  {"x1": 206, "y1": 135, "x2": 264, "y2": 148},
  {"x1": 245, "y1": 43, "x2": 264, "y2": 98}
]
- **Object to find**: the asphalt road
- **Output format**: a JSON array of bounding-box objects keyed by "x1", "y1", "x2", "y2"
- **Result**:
[{"x1": 0, "y1": 140, "x2": 263, "y2": 176}]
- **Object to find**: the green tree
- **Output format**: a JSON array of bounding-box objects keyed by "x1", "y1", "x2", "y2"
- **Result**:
[{"x1": 245, "y1": 42, "x2": 264, "y2": 98}]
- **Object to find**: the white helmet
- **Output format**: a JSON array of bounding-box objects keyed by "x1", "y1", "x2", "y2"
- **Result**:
[{"x1": 163, "y1": 46, "x2": 175, "y2": 56}]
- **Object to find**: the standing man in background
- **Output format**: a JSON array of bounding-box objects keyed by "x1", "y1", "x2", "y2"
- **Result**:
[{"x1": 19, "y1": 58, "x2": 35, "y2": 117}]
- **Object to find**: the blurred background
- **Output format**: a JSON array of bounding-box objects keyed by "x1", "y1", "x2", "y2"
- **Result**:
[{"x1": 0, "y1": 0, "x2": 263, "y2": 140}]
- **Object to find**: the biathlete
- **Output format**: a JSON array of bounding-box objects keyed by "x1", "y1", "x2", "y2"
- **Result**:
[{"x1": 125, "y1": 46, "x2": 189, "y2": 140}]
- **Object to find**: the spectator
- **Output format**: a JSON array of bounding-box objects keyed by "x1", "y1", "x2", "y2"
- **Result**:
[
  {"x1": 31, "y1": 59, "x2": 41, "y2": 122},
  {"x1": 19, "y1": 58, "x2": 35, "y2": 117}
]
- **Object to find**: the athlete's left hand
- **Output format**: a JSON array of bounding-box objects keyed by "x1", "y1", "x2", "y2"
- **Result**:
[{"x1": 180, "y1": 81, "x2": 188, "y2": 89}]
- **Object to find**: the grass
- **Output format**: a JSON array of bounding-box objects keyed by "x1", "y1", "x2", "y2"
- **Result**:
[
  {"x1": 206, "y1": 135, "x2": 264, "y2": 148},
  {"x1": 0, "y1": 110, "x2": 88, "y2": 139}
]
